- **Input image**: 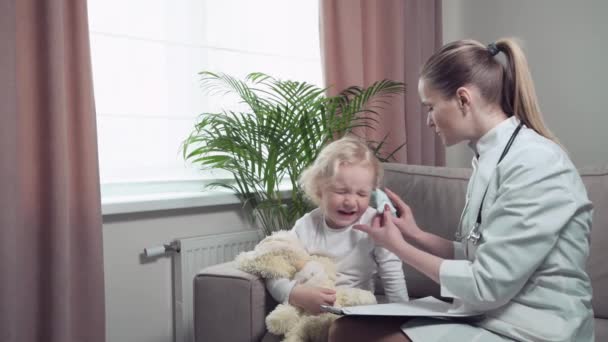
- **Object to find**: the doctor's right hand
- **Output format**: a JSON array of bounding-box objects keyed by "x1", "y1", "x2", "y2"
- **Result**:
[
  {"x1": 288, "y1": 285, "x2": 336, "y2": 315},
  {"x1": 384, "y1": 188, "x2": 423, "y2": 240}
]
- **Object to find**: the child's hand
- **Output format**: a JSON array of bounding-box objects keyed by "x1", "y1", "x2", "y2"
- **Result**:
[
  {"x1": 288, "y1": 285, "x2": 336, "y2": 315},
  {"x1": 383, "y1": 188, "x2": 422, "y2": 239}
]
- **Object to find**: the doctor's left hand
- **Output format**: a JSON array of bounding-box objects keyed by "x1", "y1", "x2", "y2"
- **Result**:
[
  {"x1": 383, "y1": 188, "x2": 422, "y2": 239},
  {"x1": 354, "y1": 204, "x2": 408, "y2": 254}
]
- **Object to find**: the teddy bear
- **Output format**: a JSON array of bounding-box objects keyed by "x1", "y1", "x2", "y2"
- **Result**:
[{"x1": 235, "y1": 231, "x2": 377, "y2": 342}]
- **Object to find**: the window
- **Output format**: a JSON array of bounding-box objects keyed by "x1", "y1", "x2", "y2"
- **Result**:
[{"x1": 89, "y1": 0, "x2": 322, "y2": 200}]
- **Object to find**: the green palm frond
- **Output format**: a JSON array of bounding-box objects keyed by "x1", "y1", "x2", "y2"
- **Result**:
[{"x1": 182, "y1": 72, "x2": 405, "y2": 235}]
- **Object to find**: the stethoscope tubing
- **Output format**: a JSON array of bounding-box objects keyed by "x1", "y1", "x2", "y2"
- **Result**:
[{"x1": 456, "y1": 120, "x2": 524, "y2": 247}]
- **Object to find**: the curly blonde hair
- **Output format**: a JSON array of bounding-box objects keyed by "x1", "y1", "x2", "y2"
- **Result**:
[{"x1": 299, "y1": 136, "x2": 382, "y2": 205}]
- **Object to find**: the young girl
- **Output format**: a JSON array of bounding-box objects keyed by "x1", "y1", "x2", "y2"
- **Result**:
[{"x1": 266, "y1": 136, "x2": 409, "y2": 314}]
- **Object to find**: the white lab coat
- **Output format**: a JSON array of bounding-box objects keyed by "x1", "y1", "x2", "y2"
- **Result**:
[{"x1": 402, "y1": 117, "x2": 594, "y2": 342}]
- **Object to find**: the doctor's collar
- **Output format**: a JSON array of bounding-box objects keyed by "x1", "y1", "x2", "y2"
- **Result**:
[{"x1": 469, "y1": 116, "x2": 520, "y2": 158}]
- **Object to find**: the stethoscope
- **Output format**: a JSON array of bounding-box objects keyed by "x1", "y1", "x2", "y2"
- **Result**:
[{"x1": 455, "y1": 121, "x2": 524, "y2": 246}]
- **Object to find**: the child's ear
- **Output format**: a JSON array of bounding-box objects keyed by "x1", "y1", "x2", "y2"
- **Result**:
[{"x1": 316, "y1": 184, "x2": 325, "y2": 199}]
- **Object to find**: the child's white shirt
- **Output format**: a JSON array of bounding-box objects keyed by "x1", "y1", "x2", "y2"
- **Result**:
[{"x1": 265, "y1": 207, "x2": 409, "y2": 304}]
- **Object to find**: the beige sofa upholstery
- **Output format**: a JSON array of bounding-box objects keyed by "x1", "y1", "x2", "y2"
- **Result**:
[{"x1": 194, "y1": 163, "x2": 608, "y2": 342}]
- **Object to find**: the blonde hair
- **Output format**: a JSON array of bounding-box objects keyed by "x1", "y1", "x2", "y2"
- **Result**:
[
  {"x1": 299, "y1": 136, "x2": 382, "y2": 205},
  {"x1": 420, "y1": 37, "x2": 558, "y2": 143}
]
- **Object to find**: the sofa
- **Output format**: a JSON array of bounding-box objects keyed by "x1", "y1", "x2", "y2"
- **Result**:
[{"x1": 194, "y1": 163, "x2": 608, "y2": 341}]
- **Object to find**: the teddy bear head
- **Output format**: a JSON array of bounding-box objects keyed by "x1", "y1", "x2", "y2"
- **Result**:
[{"x1": 235, "y1": 230, "x2": 311, "y2": 279}]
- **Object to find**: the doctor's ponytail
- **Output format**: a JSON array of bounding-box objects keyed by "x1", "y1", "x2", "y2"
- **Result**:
[
  {"x1": 495, "y1": 38, "x2": 558, "y2": 143},
  {"x1": 420, "y1": 37, "x2": 559, "y2": 144}
]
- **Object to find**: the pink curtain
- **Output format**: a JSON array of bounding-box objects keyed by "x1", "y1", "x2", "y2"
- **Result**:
[
  {"x1": 320, "y1": 0, "x2": 445, "y2": 165},
  {"x1": 0, "y1": 1, "x2": 105, "y2": 341}
]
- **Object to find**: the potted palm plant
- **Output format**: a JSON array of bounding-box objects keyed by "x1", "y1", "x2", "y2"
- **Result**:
[{"x1": 182, "y1": 72, "x2": 405, "y2": 236}]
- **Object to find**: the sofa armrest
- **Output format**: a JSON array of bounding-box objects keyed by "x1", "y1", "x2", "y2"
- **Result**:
[{"x1": 194, "y1": 261, "x2": 277, "y2": 342}]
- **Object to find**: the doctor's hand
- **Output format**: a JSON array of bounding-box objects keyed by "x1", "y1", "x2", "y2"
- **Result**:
[
  {"x1": 288, "y1": 285, "x2": 336, "y2": 315},
  {"x1": 384, "y1": 188, "x2": 422, "y2": 240},
  {"x1": 354, "y1": 204, "x2": 410, "y2": 254}
]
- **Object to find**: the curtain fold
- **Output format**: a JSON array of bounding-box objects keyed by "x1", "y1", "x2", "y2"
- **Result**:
[
  {"x1": 0, "y1": 1, "x2": 105, "y2": 341},
  {"x1": 320, "y1": 0, "x2": 445, "y2": 165}
]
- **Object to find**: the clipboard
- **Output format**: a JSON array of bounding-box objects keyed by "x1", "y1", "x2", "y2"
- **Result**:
[{"x1": 321, "y1": 296, "x2": 484, "y2": 318}]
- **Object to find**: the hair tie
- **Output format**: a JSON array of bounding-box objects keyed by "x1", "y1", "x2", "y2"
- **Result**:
[{"x1": 487, "y1": 43, "x2": 500, "y2": 57}]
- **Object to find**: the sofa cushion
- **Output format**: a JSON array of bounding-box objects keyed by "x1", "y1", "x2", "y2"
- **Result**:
[
  {"x1": 194, "y1": 262, "x2": 275, "y2": 342},
  {"x1": 261, "y1": 332, "x2": 282, "y2": 342},
  {"x1": 595, "y1": 318, "x2": 608, "y2": 341},
  {"x1": 580, "y1": 166, "x2": 608, "y2": 319}
]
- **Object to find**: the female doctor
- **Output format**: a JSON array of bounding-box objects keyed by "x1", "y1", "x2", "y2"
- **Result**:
[{"x1": 328, "y1": 38, "x2": 594, "y2": 341}]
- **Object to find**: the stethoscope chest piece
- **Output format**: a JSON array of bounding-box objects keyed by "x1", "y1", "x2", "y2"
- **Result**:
[
  {"x1": 456, "y1": 223, "x2": 482, "y2": 245},
  {"x1": 467, "y1": 223, "x2": 482, "y2": 245}
]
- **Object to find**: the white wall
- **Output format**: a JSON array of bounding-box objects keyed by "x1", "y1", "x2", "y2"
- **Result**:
[
  {"x1": 103, "y1": 204, "x2": 254, "y2": 342},
  {"x1": 442, "y1": 0, "x2": 608, "y2": 168}
]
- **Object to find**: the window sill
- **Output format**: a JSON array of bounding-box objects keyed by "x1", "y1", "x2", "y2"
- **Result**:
[
  {"x1": 101, "y1": 179, "x2": 242, "y2": 215},
  {"x1": 101, "y1": 189, "x2": 242, "y2": 216},
  {"x1": 100, "y1": 179, "x2": 293, "y2": 216}
]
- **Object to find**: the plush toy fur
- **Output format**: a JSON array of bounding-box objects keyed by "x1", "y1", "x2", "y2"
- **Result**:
[{"x1": 235, "y1": 231, "x2": 377, "y2": 342}]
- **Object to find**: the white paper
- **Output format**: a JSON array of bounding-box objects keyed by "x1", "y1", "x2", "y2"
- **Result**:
[{"x1": 321, "y1": 296, "x2": 483, "y2": 318}]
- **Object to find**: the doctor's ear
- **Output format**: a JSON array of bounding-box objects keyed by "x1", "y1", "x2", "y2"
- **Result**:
[{"x1": 455, "y1": 87, "x2": 472, "y2": 113}]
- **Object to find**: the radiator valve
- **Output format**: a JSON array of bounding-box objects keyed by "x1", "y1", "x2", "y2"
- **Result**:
[{"x1": 144, "y1": 241, "x2": 180, "y2": 257}]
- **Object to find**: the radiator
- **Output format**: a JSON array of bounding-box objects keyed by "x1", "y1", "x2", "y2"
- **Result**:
[{"x1": 173, "y1": 231, "x2": 261, "y2": 342}]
